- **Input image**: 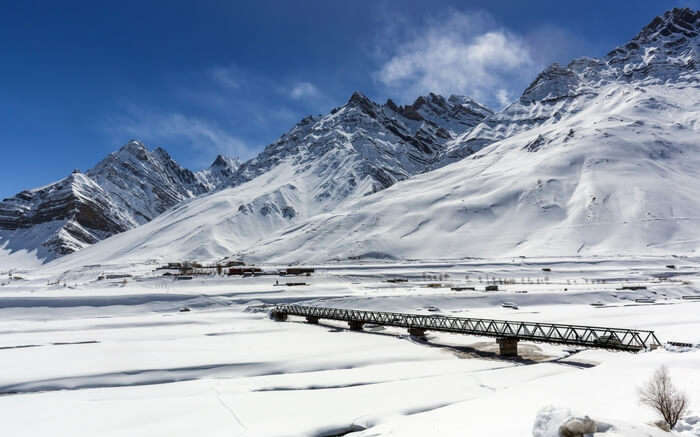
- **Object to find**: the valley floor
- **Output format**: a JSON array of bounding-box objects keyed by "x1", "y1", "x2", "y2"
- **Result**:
[{"x1": 1, "y1": 256, "x2": 700, "y2": 436}]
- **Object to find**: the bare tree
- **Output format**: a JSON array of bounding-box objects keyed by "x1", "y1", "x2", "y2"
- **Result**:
[{"x1": 639, "y1": 365, "x2": 688, "y2": 429}]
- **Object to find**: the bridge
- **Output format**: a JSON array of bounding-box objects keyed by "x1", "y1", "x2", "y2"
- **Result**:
[{"x1": 270, "y1": 304, "x2": 661, "y2": 356}]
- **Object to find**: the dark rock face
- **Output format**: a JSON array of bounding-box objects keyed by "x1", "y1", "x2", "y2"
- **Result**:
[
  {"x1": 0, "y1": 174, "x2": 123, "y2": 232},
  {"x1": 520, "y1": 64, "x2": 581, "y2": 105},
  {"x1": 1, "y1": 90, "x2": 492, "y2": 263},
  {"x1": 230, "y1": 91, "x2": 492, "y2": 198},
  {"x1": 0, "y1": 173, "x2": 129, "y2": 257},
  {"x1": 196, "y1": 154, "x2": 241, "y2": 191},
  {"x1": 0, "y1": 140, "x2": 217, "y2": 260},
  {"x1": 635, "y1": 8, "x2": 699, "y2": 43},
  {"x1": 87, "y1": 141, "x2": 211, "y2": 225}
]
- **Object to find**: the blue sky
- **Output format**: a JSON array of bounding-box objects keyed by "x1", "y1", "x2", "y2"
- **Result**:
[{"x1": 1, "y1": 0, "x2": 695, "y2": 198}]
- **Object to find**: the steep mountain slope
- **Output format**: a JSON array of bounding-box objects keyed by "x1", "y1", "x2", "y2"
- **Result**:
[
  {"x1": 195, "y1": 155, "x2": 241, "y2": 191},
  {"x1": 1, "y1": 91, "x2": 489, "y2": 268},
  {"x1": 40, "y1": 8, "x2": 700, "y2": 268},
  {"x1": 86, "y1": 141, "x2": 210, "y2": 225},
  {"x1": 0, "y1": 141, "x2": 214, "y2": 265},
  {"x1": 449, "y1": 7, "x2": 700, "y2": 157},
  {"x1": 237, "y1": 8, "x2": 700, "y2": 262},
  {"x1": 243, "y1": 81, "x2": 700, "y2": 262},
  {"x1": 38, "y1": 93, "x2": 491, "y2": 269},
  {"x1": 230, "y1": 92, "x2": 491, "y2": 197},
  {"x1": 0, "y1": 172, "x2": 130, "y2": 263}
]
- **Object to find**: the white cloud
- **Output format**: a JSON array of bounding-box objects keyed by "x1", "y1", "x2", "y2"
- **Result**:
[
  {"x1": 374, "y1": 10, "x2": 556, "y2": 108},
  {"x1": 496, "y1": 89, "x2": 512, "y2": 108},
  {"x1": 289, "y1": 81, "x2": 321, "y2": 100}
]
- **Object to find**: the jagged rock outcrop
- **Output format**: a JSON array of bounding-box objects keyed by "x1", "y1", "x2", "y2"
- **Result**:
[
  {"x1": 20, "y1": 8, "x2": 700, "y2": 267},
  {"x1": 450, "y1": 7, "x2": 699, "y2": 157},
  {"x1": 0, "y1": 172, "x2": 129, "y2": 257},
  {"x1": 196, "y1": 155, "x2": 241, "y2": 191},
  {"x1": 1, "y1": 91, "x2": 490, "y2": 265},
  {"x1": 0, "y1": 140, "x2": 222, "y2": 261},
  {"x1": 23, "y1": 91, "x2": 491, "y2": 266},
  {"x1": 230, "y1": 91, "x2": 492, "y2": 197},
  {"x1": 232, "y1": 8, "x2": 700, "y2": 263},
  {"x1": 87, "y1": 141, "x2": 211, "y2": 225}
]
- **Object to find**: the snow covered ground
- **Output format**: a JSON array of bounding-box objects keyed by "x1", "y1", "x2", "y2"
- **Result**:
[{"x1": 1, "y1": 257, "x2": 699, "y2": 436}]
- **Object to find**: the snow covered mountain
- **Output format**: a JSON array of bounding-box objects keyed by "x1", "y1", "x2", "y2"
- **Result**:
[
  {"x1": 240, "y1": 8, "x2": 700, "y2": 262},
  {"x1": 29, "y1": 92, "x2": 491, "y2": 269},
  {"x1": 196, "y1": 155, "x2": 241, "y2": 191},
  {"x1": 86, "y1": 141, "x2": 211, "y2": 225},
  {"x1": 0, "y1": 172, "x2": 129, "y2": 260},
  {"x1": 38, "y1": 7, "x2": 700, "y2": 268},
  {"x1": 230, "y1": 92, "x2": 491, "y2": 196},
  {"x1": 0, "y1": 140, "x2": 218, "y2": 265},
  {"x1": 9, "y1": 8, "x2": 700, "y2": 269},
  {"x1": 244, "y1": 82, "x2": 700, "y2": 262},
  {"x1": 0, "y1": 92, "x2": 490, "y2": 267},
  {"x1": 450, "y1": 7, "x2": 700, "y2": 157}
]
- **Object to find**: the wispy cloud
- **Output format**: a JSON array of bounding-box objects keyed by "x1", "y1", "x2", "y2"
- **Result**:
[
  {"x1": 209, "y1": 65, "x2": 242, "y2": 89},
  {"x1": 106, "y1": 62, "x2": 337, "y2": 171},
  {"x1": 373, "y1": 9, "x2": 586, "y2": 109},
  {"x1": 289, "y1": 81, "x2": 321, "y2": 100},
  {"x1": 180, "y1": 66, "x2": 330, "y2": 130},
  {"x1": 495, "y1": 89, "x2": 512, "y2": 107},
  {"x1": 106, "y1": 106, "x2": 253, "y2": 165}
]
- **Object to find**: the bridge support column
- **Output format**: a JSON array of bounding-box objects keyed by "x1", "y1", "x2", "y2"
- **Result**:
[
  {"x1": 270, "y1": 311, "x2": 288, "y2": 322},
  {"x1": 306, "y1": 316, "x2": 319, "y2": 324},
  {"x1": 408, "y1": 327, "x2": 427, "y2": 338},
  {"x1": 497, "y1": 337, "x2": 519, "y2": 357},
  {"x1": 348, "y1": 321, "x2": 364, "y2": 331}
]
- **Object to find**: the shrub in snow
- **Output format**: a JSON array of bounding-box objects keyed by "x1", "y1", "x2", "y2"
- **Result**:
[{"x1": 639, "y1": 365, "x2": 689, "y2": 429}]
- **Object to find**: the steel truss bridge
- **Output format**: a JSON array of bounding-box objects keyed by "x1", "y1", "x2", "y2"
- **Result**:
[{"x1": 270, "y1": 304, "x2": 661, "y2": 355}]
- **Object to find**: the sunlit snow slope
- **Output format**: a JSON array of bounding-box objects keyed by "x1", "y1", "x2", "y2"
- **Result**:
[
  {"x1": 0, "y1": 141, "x2": 242, "y2": 266},
  {"x1": 45, "y1": 8, "x2": 700, "y2": 267},
  {"x1": 40, "y1": 93, "x2": 490, "y2": 269},
  {"x1": 245, "y1": 82, "x2": 700, "y2": 262}
]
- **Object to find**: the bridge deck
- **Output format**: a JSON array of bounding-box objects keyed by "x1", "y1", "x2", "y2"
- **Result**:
[{"x1": 272, "y1": 304, "x2": 661, "y2": 352}]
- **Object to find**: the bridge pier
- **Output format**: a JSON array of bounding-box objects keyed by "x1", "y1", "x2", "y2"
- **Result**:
[
  {"x1": 306, "y1": 316, "x2": 319, "y2": 324},
  {"x1": 348, "y1": 320, "x2": 364, "y2": 331},
  {"x1": 497, "y1": 337, "x2": 519, "y2": 357},
  {"x1": 270, "y1": 311, "x2": 288, "y2": 322},
  {"x1": 408, "y1": 327, "x2": 427, "y2": 338}
]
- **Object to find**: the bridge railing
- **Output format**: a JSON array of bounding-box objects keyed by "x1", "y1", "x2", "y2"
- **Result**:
[{"x1": 272, "y1": 304, "x2": 661, "y2": 352}]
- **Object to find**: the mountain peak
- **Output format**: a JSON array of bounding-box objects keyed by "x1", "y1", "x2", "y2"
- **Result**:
[
  {"x1": 635, "y1": 8, "x2": 699, "y2": 43},
  {"x1": 298, "y1": 115, "x2": 316, "y2": 126},
  {"x1": 411, "y1": 93, "x2": 447, "y2": 109},
  {"x1": 195, "y1": 154, "x2": 241, "y2": 191},
  {"x1": 447, "y1": 95, "x2": 471, "y2": 105},
  {"x1": 346, "y1": 91, "x2": 379, "y2": 117},
  {"x1": 123, "y1": 139, "x2": 145, "y2": 150},
  {"x1": 212, "y1": 154, "x2": 227, "y2": 166},
  {"x1": 348, "y1": 91, "x2": 371, "y2": 104},
  {"x1": 118, "y1": 140, "x2": 149, "y2": 160},
  {"x1": 211, "y1": 154, "x2": 240, "y2": 169}
]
